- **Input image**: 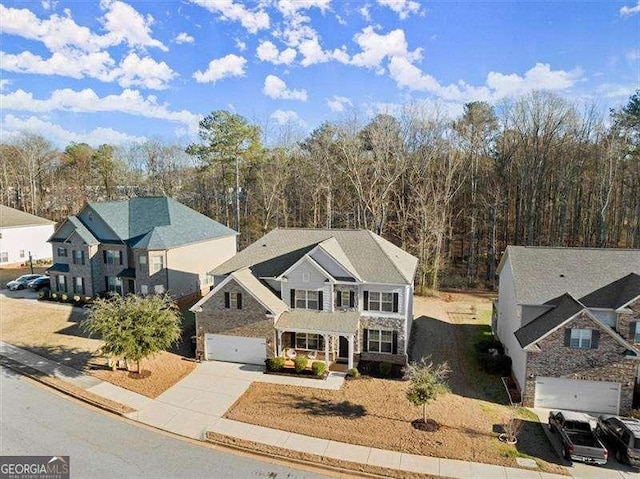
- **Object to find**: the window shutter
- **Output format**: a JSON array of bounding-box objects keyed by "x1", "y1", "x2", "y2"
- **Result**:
[
  {"x1": 336, "y1": 291, "x2": 342, "y2": 308},
  {"x1": 119, "y1": 251, "x2": 123, "y2": 265},
  {"x1": 363, "y1": 291, "x2": 369, "y2": 311},
  {"x1": 105, "y1": 276, "x2": 108, "y2": 291},
  {"x1": 103, "y1": 250, "x2": 107, "y2": 263},
  {"x1": 318, "y1": 291, "x2": 324, "y2": 310},
  {"x1": 350, "y1": 291, "x2": 355, "y2": 308},
  {"x1": 81, "y1": 277, "x2": 85, "y2": 295},
  {"x1": 393, "y1": 293, "x2": 399, "y2": 313},
  {"x1": 237, "y1": 293, "x2": 242, "y2": 309},
  {"x1": 591, "y1": 330, "x2": 600, "y2": 349},
  {"x1": 630, "y1": 322, "x2": 637, "y2": 341},
  {"x1": 81, "y1": 251, "x2": 85, "y2": 265},
  {"x1": 564, "y1": 329, "x2": 572, "y2": 347},
  {"x1": 224, "y1": 292, "x2": 230, "y2": 308},
  {"x1": 392, "y1": 331, "x2": 398, "y2": 354},
  {"x1": 290, "y1": 289, "x2": 296, "y2": 309},
  {"x1": 362, "y1": 329, "x2": 368, "y2": 352}
]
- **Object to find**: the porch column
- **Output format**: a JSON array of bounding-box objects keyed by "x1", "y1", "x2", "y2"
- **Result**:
[
  {"x1": 324, "y1": 334, "x2": 330, "y2": 367},
  {"x1": 347, "y1": 335, "x2": 354, "y2": 370},
  {"x1": 276, "y1": 330, "x2": 283, "y2": 357}
]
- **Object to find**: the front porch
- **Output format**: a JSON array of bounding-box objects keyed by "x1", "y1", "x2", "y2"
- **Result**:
[{"x1": 275, "y1": 310, "x2": 360, "y2": 370}]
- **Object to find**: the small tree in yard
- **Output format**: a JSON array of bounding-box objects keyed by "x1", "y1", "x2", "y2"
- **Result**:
[
  {"x1": 403, "y1": 357, "x2": 450, "y2": 424},
  {"x1": 83, "y1": 293, "x2": 182, "y2": 374}
]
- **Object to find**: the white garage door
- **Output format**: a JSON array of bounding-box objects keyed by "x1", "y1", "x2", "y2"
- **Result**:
[
  {"x1": 534, "y1": 377, "x2": 620, "y2": 414},
  {"x1": 205, "y1": 334, "x2": 266, "y2": 365}
]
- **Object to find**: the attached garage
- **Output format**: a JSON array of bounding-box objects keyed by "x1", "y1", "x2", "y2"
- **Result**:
[
  {"x1": 205, "y1": 334, "x2": 266, "y2": 365},
  {"x1": 534, "y1": 377, "x2": 620, "y2": 414}
]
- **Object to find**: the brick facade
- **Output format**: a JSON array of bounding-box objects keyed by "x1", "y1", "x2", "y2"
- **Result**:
[
  {"x1": 616, "y1": 298, "x2": 640, "y2": 344},
  {"x1": 195, "y1": 279, "x2": 274, "y2": 358},
  {"x1": 523, "y1": 311, "x2": 638, "y2": 414}
]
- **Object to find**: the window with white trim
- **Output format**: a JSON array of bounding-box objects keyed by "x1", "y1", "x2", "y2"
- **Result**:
[
  {"x1": 570, "y1": 328, "x2": 592, "y2": 349},
  {"x1": 57, "y1": 247, "x2": 67, "y2": 257},
  {"x1": 368, "y1": 329, "x2": 393, "y2": 353},
  {"x1": 19, "y1": 250, "x2": 25, "y2": 258},
  {"x1": 72, "y1": 250, "x2": 85, "y2": 265},
  {"x1": 295, "y1": 333, "x2": 325, "y2": 350},
  {"x1": 73, "y1": 276, "x2": 85, "y2": 295},
  {"x1": 0, "y1": 252, "x2": 8, "y2": 263},
  {"x1": 154, "y1": 284, "x2": 165, "y2": 294},
  {"x1": 230, "y1": 292, "x2": 239, "y2": 308},
  {"x1": 140, "y1": 285, "x2": 148, "y2": 295},
  {"x1": 57, "y1": 275, "x2": 67, "y2": 293},
  {"x1": 368, "y1": 292, "x2": 393, "y2": 312},
  {"x1": 635, "y1": 323, "x2": 640, "y2": 343},
  {"x1": 139, "y1": 254, "x2": 147, "y2": 265},
  {"x1": 295, "y1": 290, "x2": 319, "y2": 310},
  {"x1": 151, "y1": 255, "x2": 164, "y2": 274},
  {"x1": 106, "y1": 276, "x2": 122, "y2": 294},
  {"x1": 104, "y1": 250, "x2": 119, "y2": 265}
]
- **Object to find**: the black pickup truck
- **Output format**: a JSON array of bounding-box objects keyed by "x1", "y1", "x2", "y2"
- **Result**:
[{"x1": 549, "y1": 411, "x2": 608, "y2": 465}]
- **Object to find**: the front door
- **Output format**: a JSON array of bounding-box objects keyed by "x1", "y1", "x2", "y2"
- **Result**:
[{"x1": 338, "y1": 336, "x2": 348, "y2": 362}]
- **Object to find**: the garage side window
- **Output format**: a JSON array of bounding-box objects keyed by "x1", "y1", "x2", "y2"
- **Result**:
[
  {"x1": 224, "y1": 291, "x2": 242, "y2": 309},
  {"x1": 565, "y1": 328, "x2": 598, "y2": 349}
]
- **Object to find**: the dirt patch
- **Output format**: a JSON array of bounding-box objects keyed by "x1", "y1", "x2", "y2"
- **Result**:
[
  {"x1": 206, "y1": 432, "x2": 439, "y2": 479},
  {"x1": 412, "y1": 418, "x2": 440, "y2": 432},
  {"x1": 1, "y1": 299, "x2": 195, "y2": 398}
]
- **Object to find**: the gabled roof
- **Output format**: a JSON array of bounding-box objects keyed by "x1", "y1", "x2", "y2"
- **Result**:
[
  {"x1": 0, "y1": 204, "x2": 55, "y2": 228},
  {"x1": 500, "y1": 246, "x2": 640, "y2": 305},
  {"x1": 66, "y1": 216, "x2": 99, "y2": 245},
  {"x1": 213, "y1": 228, "x2": 417, "y2": 285},
  {"x1": 52, "y1": 197, "x2": 236, "y2": 250},
  {"x1": 580, "y1": 273, "x2": 640, "y2": 310},
  {"x1": 315, "y1": 237, "x2": 361, "y2": 281},
  {"x1": 514, "y1": 294, "x2": 585, "y2": 348},
  {"x1": 190, "y1": 267, "x2": 288, "y2": 317}
]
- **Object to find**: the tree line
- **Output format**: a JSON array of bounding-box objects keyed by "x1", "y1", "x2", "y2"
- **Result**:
[{"x1": 2, "y1": 90, "x2": 639, "y2": 291}]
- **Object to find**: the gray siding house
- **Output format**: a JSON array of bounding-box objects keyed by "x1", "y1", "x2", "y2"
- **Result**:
[
  {"x1": 190, "y1": 228, "x2": 418, "y2": 369},
  {"x1": 47, "y1": 197, "x2": 237, "y2": 299},
  {"x1": 495, "y1": 246, "x2": 640, "y2": 415}
]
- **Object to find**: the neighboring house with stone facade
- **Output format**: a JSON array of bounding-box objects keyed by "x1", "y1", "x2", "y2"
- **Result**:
[
  {"x1": 494, "y1": 246, "x2": 640, "y2": 415},
  {"x1": 190, "y1": 228, "x2": 418, "y2": 370},
  {"x1": 47, "y1": 197, "x2": 237, "y2": 300}
]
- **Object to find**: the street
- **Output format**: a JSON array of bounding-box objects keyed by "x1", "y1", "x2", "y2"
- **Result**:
[{"x1": 0, "y1": 366, "x2": 329, "y2": 479}]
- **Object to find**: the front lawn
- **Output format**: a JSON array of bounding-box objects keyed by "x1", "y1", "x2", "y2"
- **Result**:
[
  {"x1": 223, "y1": 292, "x2": 566, "y2": 474},
  {"x1": 0, "y1": 298, "x2": 195, "y2": 398}
]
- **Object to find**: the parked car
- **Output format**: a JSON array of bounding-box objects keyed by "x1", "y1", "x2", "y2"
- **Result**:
[
  {"x1": 596, "y1": 415, "x2": 640, "y2": 468},
  {"x1": 549, "y1": 411, "x2": 608, "y2": 465},
  {"x1": 27, "y1": 276, "x2": 50, "y2": 291},
  {"x1": 5, "y1": 274, "x2": 43, "y2": 291}
]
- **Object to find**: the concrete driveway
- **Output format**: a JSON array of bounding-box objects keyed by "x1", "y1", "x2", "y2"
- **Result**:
[
  {"x1": 0, "y1": 287, "x2": 40, "y2": 300},
  {"x1": 125, "y1": 361, "x2": 264, "y2": 439}
]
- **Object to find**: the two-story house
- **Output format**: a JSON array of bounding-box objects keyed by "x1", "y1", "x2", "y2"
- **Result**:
[
  {"x1": 495, "y1": 246, "x2": 640, "y2": 415},
  {"x1": 47, "y1": 197, "x2": 237, "y2": 299},
  {"x1": 0, "y1": 204, "x2": 55, "y2": 266},
  {"x1": 190, "y1": 228, "x2": 418, "y2": 369}
]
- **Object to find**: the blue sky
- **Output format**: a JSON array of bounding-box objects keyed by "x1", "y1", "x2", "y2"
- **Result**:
[{"x1": 1, "y1": 0, "x2": 639, "y2": 147}]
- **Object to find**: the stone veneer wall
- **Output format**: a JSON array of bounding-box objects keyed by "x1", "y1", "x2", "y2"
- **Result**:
[
  {"x1": 359, "y1": 315, "x2": 407, "y2": 365},
  {"x1": 195, "y1": 278, "x2": 274, "y2": 358},
  {"x1": 523, "y1": 311, "x2": 637, "y2": 414},
  {"x1": 616, "y1": 299, "x2": 640, "y2": 344}
]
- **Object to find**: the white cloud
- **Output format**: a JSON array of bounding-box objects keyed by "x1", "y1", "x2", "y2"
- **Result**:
[
  {"x1": 174, "y1": 32, "x2": 194, "y2": 44},
  {"x1": 621, "y1": 1, "x2": 640, "y2": 17},
  {"x1": 0, "y1": 79, "x2": 12, "y2": 91},
  {"x1": 263, "y1": 75, "x2": 308, "y2": 101},
  {"x1": 359, "y1": 5, "x2": 371, "y2": 21},
  {"x1": 351, "y1": 27, "x2": 421, "y2": 72},
  {"x1": 276, "y1": 0, "x2": 331, "y2": 18},
  {"x1": 256, "y1": 41, "x2": 297, "y2": 65},
  {"x1": 270, "y1": 109, "x2": 300, "y2": 125},
  {"x1": 117, "y1": 52, "x2": 176, "y2": 89},
  {"x1": 193, "y1": 54, "x2": 247, "y2": 84},
  {"x1": 189, "y1": 0, "x2": 269, "y2": 33},
  {"x1": 596, "y1": 83, "x2": 637, "y2": 98},
  {"x1": 486, "y1": 63, "x2": 580, "y2": 97},
  {"x1": 100, "y1": 0, "x2": 168, "y2": 51},
  {"x1": 2, "y1": 114, "x2": 145, "y2": 146},
  {"x1": 377, "y1": 0, "x2": 421, "y2": 19},
  {"x1": 235, "y1": 39, "x2": 247, "y2": 51},
  {"x1": 1, "y1": 88, "x2": 201, "y2": 135},
  {"x1": 327, "y1": 95, "x2": 352, "y2": 112},
  {"x1": 0, "y1": 3, "x2": 166, "y2": 53},
  {"x1": 41, "y1": 0, "x2": 58, "y2": 11}
]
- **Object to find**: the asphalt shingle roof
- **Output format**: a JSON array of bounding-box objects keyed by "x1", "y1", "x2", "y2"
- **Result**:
[
  {"x1": 213, "y1": 228, "x2": 418, "y2": 285},
  {"x1": 0, "y1": 204, "x2": 54, "y2": 228},
  {"x1": 66, "y1": 216, "x2": 99, "y2": 245},
  {"x1": 79, "y1": 197, "x2": 236, "y2": 249},
  {"x1": 580, "y1": 273, "x2": 640, "y2": 310},
  {"x1": 514, "y1": 293, "x2": 586, "y2": 348},
  {"x1": 276, "y1": 310, "x2": 360, "y2": 335},
  {"x1": 503, "y1": 246, "x2": 640, "y2": 305}
]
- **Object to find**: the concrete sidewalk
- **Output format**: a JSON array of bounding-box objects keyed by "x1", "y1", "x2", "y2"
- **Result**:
[{"x1": 0, "y1": 342, "x2": 586, "y2": 478}]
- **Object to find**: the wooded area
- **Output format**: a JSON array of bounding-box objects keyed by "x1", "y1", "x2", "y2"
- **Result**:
[{"x1": 2, "y1": 90, "x2": 639, "y2": 291}]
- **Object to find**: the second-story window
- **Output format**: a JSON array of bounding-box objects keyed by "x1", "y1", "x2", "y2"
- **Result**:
[
  {"x1": 72, "y1": 250, "x2": 85, "y2": 265},
  {"x1": 104, "y1": 250, "x2": 122, "y2": 265},
  {"x1": 151, "y1": 255, "x2": 164, "y2": 273},
  {"x1": 363, "y1": 291, "x2": 399, "y2": 313},
  {"x1": 295, "y1": 290, "x2": 320, "y2": 310},
  {"x1": 224, "y1": 292, "x2": 243, "y2": 309},
  {"x1": 57, "y1": 247, "x2": 68, "y2": 258}
]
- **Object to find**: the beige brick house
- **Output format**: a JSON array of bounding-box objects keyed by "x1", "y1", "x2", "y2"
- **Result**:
[
  {"x1": 47, "y1": 197, "x2": 237, "y2": 299},
  {"x1": 495, "y1": 246, "x2": 640, "y2": 415},
  {"x1": 190, "y1": 228, "x2": 418, "y2": 369}
]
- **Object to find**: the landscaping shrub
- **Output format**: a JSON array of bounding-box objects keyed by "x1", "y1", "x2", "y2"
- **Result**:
[
  {"x1": 347, "y1": 367, "x2": 360, "y2": 378},
  {"x1": 378, "y1": 361, "x2": 392, "y2": 377},
  {"x1": 61, "y1": 294, "x2": 68, "y2": 302},
  {"x1": 311, "y1": 361, "x2": 327, "y2": 377},
  {"x1": 267, "y1": 356, "x2": 285, "y2": 372},
  {"x1": 294, "y1": 355, "x2": 308, "y2": 373},
  {"x1": 38, "y1": 290, "x2": 50, "y2": 300},
  {"x1": 478, "y1": 353, "x2": 512, "y2": 376},
  {"x1": 474, "y1": 337, "x2": 505, "y2": 355},
  {"x1": 51, "y1": 293, "x2": 58, "y2": 301},
  {"x1": 632, "y1": 409, "x2": 640, "y2": 420}
]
